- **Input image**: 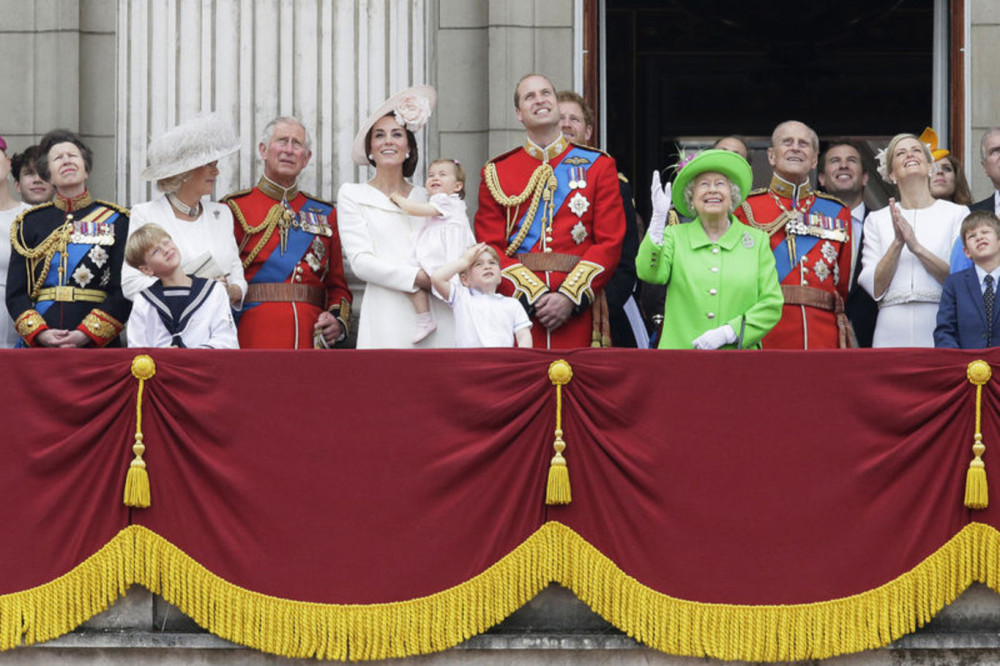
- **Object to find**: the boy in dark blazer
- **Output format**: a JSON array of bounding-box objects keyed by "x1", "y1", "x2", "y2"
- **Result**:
[{"x1": 935, "y1": 210, "x2": 1000, "y2": 348}]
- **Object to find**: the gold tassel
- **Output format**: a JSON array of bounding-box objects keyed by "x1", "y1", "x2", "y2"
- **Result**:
[
  {"x1": 546, "y1": 360, "x2": 574, "y2": 505},
  {"x1": 965, "y1": 360, "x2": 992, "y2": 510},
  {"x1": 124, "y1": 355, "x2": 156, "y2": 508}
]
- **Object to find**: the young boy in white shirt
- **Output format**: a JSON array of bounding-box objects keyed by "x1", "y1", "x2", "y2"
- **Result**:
[
  {"x1": 125, "y1": 223, "x2": 238, "y2": 348},
  {"x1": 431, "y1": 242, "x2": 532, "y2": 348}
]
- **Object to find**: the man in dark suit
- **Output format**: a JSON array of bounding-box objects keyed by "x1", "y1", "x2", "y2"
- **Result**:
[
  {"x1": 935, "y1": 210, "x2": 1000, "y2": 348},
  {"x1": 818, "y1": 140, "x2": 877, "y2": 346},
  {"x1": 971, "y1": 128, "x2": 1000, "y2": 214}
]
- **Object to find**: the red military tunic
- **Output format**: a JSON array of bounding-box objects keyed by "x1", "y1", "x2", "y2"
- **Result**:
[
  {"x1": 224, "y1": 177, "x2": 352, "y2": 349},
  {"x1": 474, "y1": 135, "x2": 625, "y2": 348},
  {"x1": 734, "y1": 175, "x2": 854, "y2": 349}
]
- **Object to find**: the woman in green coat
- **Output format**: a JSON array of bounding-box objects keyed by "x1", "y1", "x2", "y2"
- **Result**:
[{"x1": 637, "y1": 149, "x2": 782, "y2": 349}]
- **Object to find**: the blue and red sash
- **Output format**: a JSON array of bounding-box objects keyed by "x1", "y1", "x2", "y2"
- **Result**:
[
  {"x1": 773, "y1": 197, "x2": 843, "y2": 283},
  {"x1": 250, "y1": 199, "x2": 333, "y2": 287},
  {"x1": 507, "y1": 146, "x2": 599, "y2": 251}
]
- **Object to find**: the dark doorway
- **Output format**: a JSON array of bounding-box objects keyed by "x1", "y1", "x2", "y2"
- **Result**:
[{"x1": 604, "y1": 1, "x2": 938, "y2": 221}]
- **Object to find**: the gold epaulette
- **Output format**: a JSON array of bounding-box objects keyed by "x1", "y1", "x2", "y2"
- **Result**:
[
  {"x1": 12, "y1": 203, "x2": 53, "y2": 230},
  {"x1": 94, "y1": 200, "x2": 130, "y2": 216},
  {"x1": 220, "y1": 187, "x2": 254, "y2": 204},
  {"x1": 568, "y1": 142, "x2": 613, "y2": 159},
  {"x1": 746, "y1": 187, "x2": 770, "y2": 197},
  {"x1": 485, "y1": 146, "x2": 522, "y2": 165},
  {"x1": 814, "y1": 191, "x2": 849, "y2": 209},
  {"x1": 617, "y1": 172, "x2": 629, "y2": 184},
  {"x1": 300, "y1": 191, "x2": 334, "y2": 207}
]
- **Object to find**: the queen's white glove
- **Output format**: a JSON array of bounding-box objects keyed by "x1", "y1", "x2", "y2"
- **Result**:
[
  {"x1": 648, "y1": 170, "x2": 672, "y2": 244},
  {"x1": 692, "y1": 324, "x2": 736, "y2": 350}
]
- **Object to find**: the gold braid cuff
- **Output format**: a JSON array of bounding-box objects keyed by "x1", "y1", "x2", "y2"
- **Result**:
[
  {"x1": 14, "y1": 310, "x2": 46, "y2": 343},
  {"x1": 558, "y1": 260, "x2": 604, "y2": 306},
  {"x1": 81, "y1": 310, "x2": 124, "y2": 346},
  {"x1": 229, "y1": 201, "x2": 287, "y2": 268},
  {"x1": 483, "y1": 162, "x2": 556, "y2": 256},
  {"x1": 332, "y1": 297, "x2": 352, "y2": 335},
  {"x1": 501, "y1": 264, "x2": 548, "y2": 305}
]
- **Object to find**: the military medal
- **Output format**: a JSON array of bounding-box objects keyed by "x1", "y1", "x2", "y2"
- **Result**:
[{"x1": 571, "y1": 221, "x2": 588, "y2": 244}]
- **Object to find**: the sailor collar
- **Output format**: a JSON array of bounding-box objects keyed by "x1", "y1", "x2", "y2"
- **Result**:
[
  {"x1": 769, "y1": 174, "x2": 812, "y2": 203},
  {"x1": 257, "y1": 176, "x2": 299, "y2": 202},
  {"x1": 54, "y1": 190, "x2": 93, "y2": 212},
  {"x1": 524, "y1": 134, "x2": 568, "y2": 162}
]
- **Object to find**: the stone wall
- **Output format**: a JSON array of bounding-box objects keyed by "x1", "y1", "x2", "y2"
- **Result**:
[{"x1": 970, "y1": 0, "x2": 1000, "y2": 200}]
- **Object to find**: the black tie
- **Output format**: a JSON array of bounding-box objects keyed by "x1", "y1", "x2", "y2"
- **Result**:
[{"x1": 986, "y1": 274, "x2": 995, "y2": 346}]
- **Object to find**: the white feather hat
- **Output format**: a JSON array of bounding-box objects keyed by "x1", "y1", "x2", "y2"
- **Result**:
[
  {"x1": 141, "y1": 113, "x2": 241, "y2": 180},
  {"x1": 351, "y1": 85, "x2": 437, "y2": 166}
]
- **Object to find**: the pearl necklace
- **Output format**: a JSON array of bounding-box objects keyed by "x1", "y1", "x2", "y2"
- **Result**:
[{"x1": 167, "y1": 192, "x2": 201, "y2": 218}]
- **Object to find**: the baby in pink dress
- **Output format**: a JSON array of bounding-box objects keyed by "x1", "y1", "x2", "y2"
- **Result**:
[{"x1": 390, "y1": 158, "x2": 475, "y2": 342}]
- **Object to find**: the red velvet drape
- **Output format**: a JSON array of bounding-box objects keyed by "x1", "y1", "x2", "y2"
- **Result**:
[{"x1": 1, "y1": 347, "x2": 997, "y2": 608}]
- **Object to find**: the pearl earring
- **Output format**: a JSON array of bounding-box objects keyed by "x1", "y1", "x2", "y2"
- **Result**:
[
  {"x1": 405, "y1": 152, "x2": 411, "y2": 159},
  {"x1": 368, "y1": 154, "x2": 374, "y2": 161}
]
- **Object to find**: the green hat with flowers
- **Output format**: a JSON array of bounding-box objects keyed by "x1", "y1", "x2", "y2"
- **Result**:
[{"x1": 671, "y1": 149, "x2": 752, "y2": 219}]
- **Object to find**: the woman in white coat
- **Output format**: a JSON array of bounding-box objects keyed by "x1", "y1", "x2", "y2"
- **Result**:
[
  {"x1": 858, "y1": 133, "x2": 969, "y2": 347},
  {"x1": 122, "y1": 114, "x2": 247, "y2": 307},
  {"x1": 338, "y1": 85, "x2": 456, "y2": 348}
]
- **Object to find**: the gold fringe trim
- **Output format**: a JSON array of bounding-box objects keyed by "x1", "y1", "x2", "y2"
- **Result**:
[
  {"x1": 130, "y1": 525, "x2": 551, "y2": 660},
  {"x1": 7, "y1": 522, "x2": 1000, "y2": 661},
  {"x1": 551, "y1": 521, "x2": 995, "y2": 662},
  {"x1": 0, "y1": 529, "x2": 133, "y2": 650}
]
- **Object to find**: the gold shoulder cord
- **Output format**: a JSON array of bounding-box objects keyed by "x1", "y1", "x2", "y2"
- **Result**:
[
  {"x1": 230, "y1": 202, "x2": 287, "y2": 268},
  {"x1": 484, "y1": 162, "x2": 556, "y2": 256},
  {"x1": 10, "y1": 216, "x2": 73, "y2": 301}
]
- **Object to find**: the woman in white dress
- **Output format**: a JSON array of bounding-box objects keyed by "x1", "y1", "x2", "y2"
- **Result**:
[
  {"x1": 122, "y1": 114, "x2": 246, "y2": 307},
  {"x1": 337, "y1": 85, "x2": 457, "y2": 348},
  {"x1": 858, "y1": 133, "x2": 970, "y2": 347}
]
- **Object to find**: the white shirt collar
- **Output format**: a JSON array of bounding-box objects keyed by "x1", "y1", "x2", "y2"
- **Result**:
[{"x1": 974, "y1": 263, "x2": 1000, "y2": 290}]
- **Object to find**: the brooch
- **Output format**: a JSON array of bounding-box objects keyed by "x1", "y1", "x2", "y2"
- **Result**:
[{"x1": 568, "y1": 192, "x2": 590, "y2": 218}]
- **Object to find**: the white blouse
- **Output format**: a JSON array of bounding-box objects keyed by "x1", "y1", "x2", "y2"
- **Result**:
[{"x1": 121, "y1": 196, "x2": 247, "y2": 303}]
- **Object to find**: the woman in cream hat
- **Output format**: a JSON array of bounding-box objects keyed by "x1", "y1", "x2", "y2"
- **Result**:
[
  {"x1": 337, "y1": 85, "x2": 454, "y2": 348},
  {"x1": 121, "y1": 113, "x2": 247, "y2": 306}
]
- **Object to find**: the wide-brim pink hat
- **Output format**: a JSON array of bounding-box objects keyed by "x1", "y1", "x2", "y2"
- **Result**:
[{"x1": 351, "y1": 85, "x2": 437, "y2": 166}]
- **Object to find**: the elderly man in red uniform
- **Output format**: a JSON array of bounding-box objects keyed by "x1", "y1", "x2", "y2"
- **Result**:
[
  {"x1": 734, "y1": 120, "x2": 854, "y2": 348},
  {"x1": 223, "y1": 117, "x2": 352, "y2": 349},
  {"x1": 474, "y1": 74, "x2": 625, "y2": 348}
]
